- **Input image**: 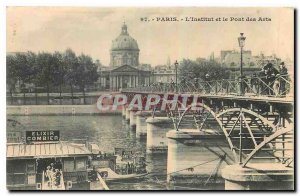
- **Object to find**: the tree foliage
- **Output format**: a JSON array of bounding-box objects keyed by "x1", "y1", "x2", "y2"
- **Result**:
[
  {"x1": 6, "y1": 49, "x2": 99, "y2": 93},
  {"x1": 77, "y1": 54, "x2": 99, "y2": 90},
  {"x1": 179, "y1": 58, "x2": 230, "y2": 81}
]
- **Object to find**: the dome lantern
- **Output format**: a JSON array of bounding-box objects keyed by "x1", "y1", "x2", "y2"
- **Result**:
[
  {"x1": 111, "y1": 23, "x2": 139, "y2": 51},
  {"x1": 121, "y1": 22, "x2": 128, "y2": 35}
]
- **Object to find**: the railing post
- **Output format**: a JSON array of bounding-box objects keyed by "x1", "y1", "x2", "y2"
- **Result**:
[
  {"x1": 124, "y1": 74, "x2": 291, "y2": 99},
  {"x1": 226, "y1": 81, "x2": 229, "y2": 94},
  {"x1": 239, "y1": 110, "x2": 243, "y2": 165}
]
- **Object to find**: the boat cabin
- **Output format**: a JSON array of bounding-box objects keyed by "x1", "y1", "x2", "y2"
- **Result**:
[
  {"x1": 7, "y1": 141, "x2": 92, "y2": 190},
  {"x1": 114, "y1": 148, "x2": 146, "y2": 175}
]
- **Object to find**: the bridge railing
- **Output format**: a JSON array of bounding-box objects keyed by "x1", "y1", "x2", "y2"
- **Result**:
[{"x1": 122, "y1": 74, "x2": 293, "y2": 98}]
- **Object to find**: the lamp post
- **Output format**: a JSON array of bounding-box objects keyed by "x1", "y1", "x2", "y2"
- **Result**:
[
  {"x1": 238, "y1": 33, "x2": 246, "y2": 165},
  {"x1": 174, "y1": 60, "x2": 178, "y2": 93},
  {"x1": 151, "y1": 71, "x2": 154, "y2": 85},
  {"x1": 238, "y1": 33, "x2": 246, "y2": 95}
]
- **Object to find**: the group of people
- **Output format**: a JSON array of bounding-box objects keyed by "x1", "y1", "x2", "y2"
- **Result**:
[
  {"x1": 154, "y1": 61, "x2": 289, "y2": 97},
  {"x1": 45, "y1": 163, "x2": 62, "y2": 187},
  {"x1": 197, "y1": 61, "x2": 289, "y2": 96},
  {"x1": 246, "y1": 62, "x2": 288, "y2": 96}
]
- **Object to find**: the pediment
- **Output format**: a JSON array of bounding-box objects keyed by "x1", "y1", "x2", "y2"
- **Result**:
[{"x1": 111, "y1": 65, "x2": 139, "y2": 72}]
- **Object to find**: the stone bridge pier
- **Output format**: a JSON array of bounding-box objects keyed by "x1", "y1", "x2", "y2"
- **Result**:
[
  {"x1": 166, "y1": 129, "x2": 235, "y2": 188},
  {"x1": 146, "y1": 117, "x2": 174, "y2": 153},
  {"x1": 221, "y1": 164, "x2": 294, "y2": 190},
  {"x1": 135, "y1": 111, "x2": 152, "y2": 138},
  {"x1": 129, "y1": 110, "x2": 137, "y2": 129},
  {"x1": 125, "y1": 107, "x2": 130, "y2": 122},
  {"x1": 122, "y1": 105, "x2": 126, "y2": 118}
]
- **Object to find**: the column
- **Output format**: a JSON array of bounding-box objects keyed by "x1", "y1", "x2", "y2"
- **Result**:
[
  {"x1": 130, "y1": 110, "x2": 137, "y2": 129},
  {"x1": 132, "y1": 76, "x2": 135, "y2": 87},
  {"x1": 222, "y1": 164, "x2": 294, "y2": 190},
  {"x1": 122, "y1": 105, "x2": 126, "y2": 118},
  {"x1": 117, "y1": 76, "x2": 119, "y2": 90},
  {"x1": 125, "y1": 108, "x2": 130, "y2": 122},
  {"x1": 120, "y1": 76, "x2": 123, "y2": 89},
  {"x1": 112, "y1": 76, "x2": 115, "y2": 91},
  {"x1": 135, "y1": 111, "x2": 152, "y2": 138},
  {"x1": 146, "y1": 117, "x2": 173, "y2": 153},
  {"x1": 166, "y1": 129, "x2": 235, "y2": 187},
  {"x1": 101, "y1": 77, "x2": 104, "y2": 88},
  {"x1": 110, "y1": 76, "x2": 112, "y2": 91},
  {"x1": 116, "y1": 76, "x2": 118, "y2": 90}
]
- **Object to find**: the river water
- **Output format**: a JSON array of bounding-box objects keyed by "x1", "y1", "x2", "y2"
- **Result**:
[{"x1": 7, "y1": 114, "x2": 225, "y2": 190}]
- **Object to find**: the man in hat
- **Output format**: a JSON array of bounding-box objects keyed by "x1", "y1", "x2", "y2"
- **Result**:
[
  {"x1": 264, "y1": 62, "x2": 279, "y2": 95},
  {"x1": 258, "y1": 68, "x2": 267, "y2": 95},
  {"x1": 278, "y1": 62, "x2": 288, "y2": 95}
]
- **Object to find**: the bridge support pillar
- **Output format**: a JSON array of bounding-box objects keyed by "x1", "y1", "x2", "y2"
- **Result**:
[
  {"x1": 129, "y1": 110, "x2": 137, "y2": 129},
  {"x1": 122, "y1": 105, "x2": 126, "y2": 118},
  {"x1": 221, "y1": 163, "x2": 294, "y2": 190},
  {"x1": 146, "y1": 117, "x2": 173, "y2": 153},
  {"x1": 166, "y1": 129, "x2": 234, "y2": 189},
  {"x1": 125, "y1": 108, "x2": 130, "y2": 122},
  {"x1": 135, "y1": 111, "x2": 152, "y2": 138}
]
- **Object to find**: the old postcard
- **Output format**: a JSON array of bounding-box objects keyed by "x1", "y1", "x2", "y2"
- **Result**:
[{"x1": 6, "y1": 7, "x2": 294, "y2": 190}]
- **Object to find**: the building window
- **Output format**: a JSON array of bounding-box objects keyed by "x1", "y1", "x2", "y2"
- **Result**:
[
  {"x1": 63, "y1": 159, "x2": 75, "y2": 172},
  {"x1": 76, "y1": 158, "x2": 86, "y2": 171},
  {"x1": 13, "y1": 161, "x2": 26, "y2": 173},
  {"x1": 13, "y1": 174, "x2": 26, "y2": 185},
  {"x1": 26, "y1": 163, "x2": 35, "y2": 173}
]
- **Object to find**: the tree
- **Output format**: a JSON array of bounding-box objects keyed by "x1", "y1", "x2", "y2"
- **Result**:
[
  {"x1": 63, "y1": 49, "x2": 79, "y2": 105},
  {"x1": 52, "y1": 52, "x2": 65, "y2": 104},
  {"x1": 76, "y1": 54, "x2": 99, "y2": 104},
  {"x1": 179, "y1": 58, "x2": 230, "y2": 82},
  {"x1": 25, "y1": 52, "x2": 38, "y2": 104},
  {"x1": 7, "y1": 49, "x2": 100, "y2": 105},
  {"x1": 6, "y1": 55, "x2": 17, "y2": 104},
  {"x1": 12, "y1": 52, "x2": 34, "y2": 104},
  {"x1": 35, "y1": 52, "x2": 55, "y2": 104}
]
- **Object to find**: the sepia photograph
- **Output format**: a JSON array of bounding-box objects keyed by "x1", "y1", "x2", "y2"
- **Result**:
[{"x1": 6, "y1": 7, "x2": 294, "y2": 191}]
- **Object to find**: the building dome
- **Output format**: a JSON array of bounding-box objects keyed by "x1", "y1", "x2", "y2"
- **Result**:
[{"x1": 111, "y1": 23, "x2": 139, "y2": 51}]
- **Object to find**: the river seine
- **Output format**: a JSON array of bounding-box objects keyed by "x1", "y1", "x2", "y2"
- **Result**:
[{"x1": 8, "y1": 114, "x2": 225, "y2": 190}]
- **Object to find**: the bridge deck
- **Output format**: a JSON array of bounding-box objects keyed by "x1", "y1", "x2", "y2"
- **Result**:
[{"x1": 121, "y1": 91, "x2": 293, "y2": 104}]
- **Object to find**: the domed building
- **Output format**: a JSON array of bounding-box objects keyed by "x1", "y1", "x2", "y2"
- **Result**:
[
  {"x1": 99, "y1": 23, "x2": 151, "y2": 91},
  {"x1": 110, "y1": 23, "x2": 139, "y2": 67}
]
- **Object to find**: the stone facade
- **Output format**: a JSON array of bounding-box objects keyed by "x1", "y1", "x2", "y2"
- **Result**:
[
  {"x1": 153, "y1": 65, "x2": 176, "y2": 83},
  {"x1": 220, "y1": 50, "x2": 282, "y2": 78},
  {"x1": 98, "y1": 23, "x2": 151, "y2": 91}
]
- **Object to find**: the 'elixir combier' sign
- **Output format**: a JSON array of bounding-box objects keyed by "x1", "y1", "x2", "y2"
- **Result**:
[{"x1": 26, "y1": 130, "x2": 60, "y2": 143}]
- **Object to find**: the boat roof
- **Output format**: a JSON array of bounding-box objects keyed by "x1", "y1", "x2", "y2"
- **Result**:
[{"x1": 7, "y1": 141, "x2": 92, "y2": 159}]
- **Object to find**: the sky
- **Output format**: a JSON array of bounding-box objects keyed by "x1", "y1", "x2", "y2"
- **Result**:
[{"x1": 6, "y1": 7, "x2": 294, "y2": 66}]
